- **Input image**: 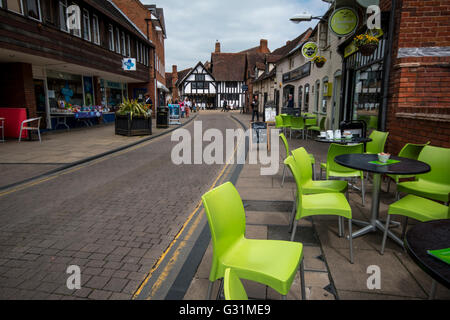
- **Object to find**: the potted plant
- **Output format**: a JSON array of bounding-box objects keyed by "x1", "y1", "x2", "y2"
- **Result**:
[
  {"x1": 353, "y1": 32, "x2": 380, "y2": 56},
  {"x1": 115, "y1": 99, "x2": 152, "y2": 136},
  {"x1": 313, "y1": 56, "x2": 327, "y2": 68}
]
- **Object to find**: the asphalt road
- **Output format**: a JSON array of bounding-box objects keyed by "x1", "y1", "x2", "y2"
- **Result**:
[{"x1": 0, "y1": 112, "x2": 240, "y2": 300}]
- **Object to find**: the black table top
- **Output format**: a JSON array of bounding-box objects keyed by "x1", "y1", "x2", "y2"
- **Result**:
[
  {"x1": 405, "y1": 220, "x2": 450, "y2": 289},
  {"x1": 315, "y1": 137, "x2": 372, "y2": 144},
  {"x1": 334, "y1": 154, "x2": 431, "y2": 175}
]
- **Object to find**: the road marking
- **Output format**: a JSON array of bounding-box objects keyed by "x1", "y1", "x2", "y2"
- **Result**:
[{"x1": 133, "y1": 115, "x2": 245, "y2": 299}]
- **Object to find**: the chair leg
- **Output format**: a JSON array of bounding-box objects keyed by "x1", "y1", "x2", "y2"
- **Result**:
[
  {"x1": 300, "y1": 259, "x2": 306, "y2": 300},
  {"x1": 37, "y1": 129, "x2": 41, "y2": 143},
  {"x1": 18, "y1": 126, "x2": 23, "y2": 143},
  {"x1": 311, "y1": 164, "x2": 316, "y2": 181},
  {"x1": 380, "y1": 214, "x2": 391, "y2": 255},
  {"x1": 361, "y1": 177, "x2": 365, "y2": 207},
  {"x1": 288, "y1": 200, "x2": 296, "y2": 232},
  {"x1": 281, "y1": 165, "x2": 286, "y2": 187},
  {"x1": 290, "y1": 218, "x2": 298, "y2": 242},
  {"x1": 429, "y1": 280, "x2": 437, "y2": 300},
  {"x1": 206, "y1": 280, "x2": 214, "y2": 300},
  {"x1": 338, "y1": 216, "x2": 343, "y2": 238},
  {"x1": 348, "y1": 218, "x2": 354, "y2": 264},
  {"x1": 386, "y1": 179, "x2": 391, "y2": 193},
  {"x1": 401, "y1": 217, "x2": 409, "y2": 240}
]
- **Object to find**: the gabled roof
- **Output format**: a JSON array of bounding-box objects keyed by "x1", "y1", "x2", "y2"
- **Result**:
[
  {"x1": 211, "y1": 53, "x2": 246, "y2": 82},
  {"x1": 245, "y1": 51, "x2": 267, "y2": 78},
  {"x1": 177, "y1": 61, "x2": 216, "y2": 85},
  {"x1": 269, "y1": 28, "x2": 313, "y2": 61},
  {"x1": 175, "y1": 68, "x2": 193, "y2": 87}
]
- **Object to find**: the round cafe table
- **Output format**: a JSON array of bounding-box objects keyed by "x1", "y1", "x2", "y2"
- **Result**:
[
  {"x1": 334, "y1": 153, "x2": 431, "y2": 245},
  {"x1": 405, "y1": 220, "x2": 450, "y2": 299},
  {"x1": 315, "y1": 137, "x2": 372, "y2": 145}
]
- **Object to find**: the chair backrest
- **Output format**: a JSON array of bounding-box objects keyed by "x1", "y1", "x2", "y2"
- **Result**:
[
  {"x1": 281, "y1": 114, "x2": 292, "y2": 126},
  {"x1": 275, "y1": 115, "x2": 283, "y2": 128},
  {"x1": 368, "y1": 116, "x2": 378, "y2": 130},
  {"x1": 224, "y1": 268, "x2": 248, "y2": 300},
  {"x1": 327, "y1": 143, "x2": 364, "y2": 174},
  {"x1": 291, "y1": 147, "x2": 313, "y2": 186},
  {"x1": 290, "y1": 116, "x2": 305, "y2": 129},
  {"x1": 319, "y1": 117, "x2": 326, "y2": 130},
  {"x1": 202, "y1": 182, "x2": 246, "y2": 278},
  {"x1": 305, "y1": 114, "x2": 317, "y2": 126},
  {"x1": 279, "y1": 133, "x2": 290, "y2": 158},
  {"x1": 366, "y1": 130, "x2": 389, "y2": 154},
  {"x1": 398, "y1": 142, "x2": 430, "y2": 160},
  {"x1": 417, "y1": 145, "x2": 450, "y2": 186}
]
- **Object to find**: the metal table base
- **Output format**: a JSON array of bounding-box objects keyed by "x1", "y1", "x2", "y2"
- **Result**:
[{"x1": 347, "y1": 174, "x2": 404, "y2": 247}]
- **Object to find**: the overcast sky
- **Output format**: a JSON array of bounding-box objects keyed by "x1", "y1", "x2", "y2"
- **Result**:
[{"x1": 141, "y1": 0, "x2": 330, "y2": 72}]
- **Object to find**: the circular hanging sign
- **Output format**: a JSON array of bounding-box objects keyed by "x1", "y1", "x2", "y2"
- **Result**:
[
  {"x1": 329, "y1": 7, "x2": 359, "y2": 37},
  {"x1": 301, "y1": 42, "x2": 318, "y2": 60}
]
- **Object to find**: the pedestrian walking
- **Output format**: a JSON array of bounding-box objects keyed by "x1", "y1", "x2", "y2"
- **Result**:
[
  {"x1": 222, "y1": 99, "x2": 227, "y2": 112},
  {"x1": 180, "y1": 100, "x2": 185, "y2": 118},
  {"x1": 251, "y1": 95, "x2": 259, "y2": 122},
  {"x1": 185, "y1": 97, "x2": 190, "y2": 118},
  {"x1": 286, "y1": 94, "x2": 294, "y2": 108}
]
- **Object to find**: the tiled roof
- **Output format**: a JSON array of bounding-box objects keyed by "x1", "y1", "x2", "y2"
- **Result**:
[
  {"x1": 211, "y1": 53, "x2": 246, "y2": 82},
  {"x1": 270, "y1": 28, "x2": 313, "y2": 61},
  {"x1": 175, "y1": 68, "x2": 192, "y2": 87},
  {"x1": 246, "y1": 51, "x2": 267, "y2": 78}
]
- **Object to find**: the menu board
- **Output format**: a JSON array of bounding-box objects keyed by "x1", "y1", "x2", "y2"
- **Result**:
[{"x1": 264, "y1": 107, "x2": 276, "y2": 122}]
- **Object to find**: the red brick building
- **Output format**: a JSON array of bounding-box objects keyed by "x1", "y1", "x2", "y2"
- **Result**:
[
  {"x1": 380, "y1": 0, "x2": 450, "y2": 153},
  {"x1": 112, "y1": 0, "x2": 168, "y2": 112}
]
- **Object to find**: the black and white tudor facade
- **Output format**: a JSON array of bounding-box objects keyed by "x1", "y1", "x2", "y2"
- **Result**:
[{"x1": 177, "y1": 62, "x2": 216, "y2": 109}]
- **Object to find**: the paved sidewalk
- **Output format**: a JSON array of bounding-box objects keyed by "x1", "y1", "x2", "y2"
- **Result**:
[
  {"x1": 184, "y1": 112, "x2": 450, "y2": 300},
  {"x1": 0, "y1": 113, "x2": 196, "y2": 189}
]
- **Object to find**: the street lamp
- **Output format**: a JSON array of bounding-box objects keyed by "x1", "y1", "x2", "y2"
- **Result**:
[{"x1": 289, "y1": 13, "x2": 326, "y2": 23}]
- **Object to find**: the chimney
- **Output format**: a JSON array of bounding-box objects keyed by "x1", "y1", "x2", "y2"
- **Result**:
[
  {"x1": 286, "y1": 40, "x2": 291, "y2": 46},
  {"x1": 215, "y1": 41, "x2": 221, "y2": 53},
  {"x1": 172, "y1": 65, "x2": 178, "y2": 75},
  {"x1": 259, "y1": 39, "x2": 269, "y2": 53}
]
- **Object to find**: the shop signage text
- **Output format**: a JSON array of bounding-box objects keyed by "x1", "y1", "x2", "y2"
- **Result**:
[
  {"x1": 301, "y1": 42, "x2": 318, "y2": 60},
  {"x1": 329, "y1": 7, "x2": 359, "y2": 37},
  {"x1": 282, "y1": 62, "x2": 311, "y2": 83}
]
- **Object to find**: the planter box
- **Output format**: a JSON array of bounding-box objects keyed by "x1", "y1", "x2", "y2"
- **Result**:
[{"x1": 115, "y1": 114, "x2": 152, "y2": 136}]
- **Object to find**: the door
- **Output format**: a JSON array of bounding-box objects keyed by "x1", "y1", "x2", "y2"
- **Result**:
[
  {"x1": 34, "y1": 79, "x2": 47, "y2": 129},
  {"x1": 332, "y1": 72, "x2": 342, "y2": 130}
]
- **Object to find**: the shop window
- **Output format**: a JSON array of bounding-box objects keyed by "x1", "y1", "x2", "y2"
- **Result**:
[
  {"x1": 25, "y1": 0, "x2": 41, "y2": 20},
  {"x1": 321, "y1": 77, "x2": 328, "y2": 113},
  {"x1": 304, "y1": 84, "x2": 309, "y2": 112},
  {"x1": 108, "y1": 24, "x2": 114, "y2": 51},
  {"x1": 298, "y1": 86, "x2": 302, "y2": 110},
  {"x1": 82, "y1": 9, "x2": 90, "y2": 41},
  {"x1": 92, "y1": 14, "x2": 100, "y2": 45},
  {"x1": 7, "y1": 0, "x2": 23, "y2": 15}
]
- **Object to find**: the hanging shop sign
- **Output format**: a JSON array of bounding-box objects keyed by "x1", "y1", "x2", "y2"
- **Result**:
[
  {"x1": 329, "y1": 7, "x2": 359, "y2": 37},
  {"x1": 301, "y1": 42, "x2": 319, "y2": 60},
  {"x1": 122, "y1": 58, "x2": 136, "y2": 71}
]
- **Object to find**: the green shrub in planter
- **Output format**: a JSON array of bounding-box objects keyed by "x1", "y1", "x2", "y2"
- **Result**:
[{"x1": 115, "y1": 99, "x2": 152, "y2": 136}]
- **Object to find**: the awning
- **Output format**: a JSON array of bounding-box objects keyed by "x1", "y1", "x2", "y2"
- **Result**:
[{"x1": 157, "y1": 81, "x2": 169, "y2": 93}]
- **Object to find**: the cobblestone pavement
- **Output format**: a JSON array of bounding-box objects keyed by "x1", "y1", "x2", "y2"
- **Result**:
[{"x1": 0, "y1": 111, "x2": 239, "y2": 300}]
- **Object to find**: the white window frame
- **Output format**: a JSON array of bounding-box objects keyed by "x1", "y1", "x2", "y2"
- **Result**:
[
  {"x1": 7, "y1": 0, "x2": 24, "y2": 15},
  {"x1": 108, "y1": 24, "x2": 114, "y2": 52},
  {"x1": 59, "y1": 0, "x2": 68, "y2": 32},
  {"x1": 92, "y1": 14, "x2": 100, "y2": 45},
  {"x1": 136, "y1": 41, "x2": 140, "y2": 62},
  {"x1": 115, "y1": 27, "x2": 121, "y2": 54},
  {"x1": 126, "y1": 34, "x2": 131, "y2": 57},
  {"x1": 121, "y1": 31, "x2": 126, "y2": 56},
  {"x1": 26, "y1": 0, "x2": 42, "y2": 21},
  {"x1": 82, "y1": 9, "x2": 91, "y2": 41},
  {"x1": 139, "y1": 43, "x2": 143, "y2": 64}
]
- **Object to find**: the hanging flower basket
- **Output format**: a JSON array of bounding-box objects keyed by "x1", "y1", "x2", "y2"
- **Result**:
[
  {"x1": 358, "y1": 43, "x2": 378, "y2": 56},
  {"x1": 313, "y1": 56, "x2": 326, "y2": 68},
  {"x1": 353, "y1": 32, "x2": 380, "y2": 57}
]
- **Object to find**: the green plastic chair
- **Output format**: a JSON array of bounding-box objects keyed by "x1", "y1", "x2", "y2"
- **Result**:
[
  {"x1": 380, "y1": 195, "x2": 449, "y2": 254},
  {"x1": 308, "y1": 117, "x2": 326, "y2": 136},
  {"x1": 397, "y1": 145, "x2": 450, "y2": 203},
  {"x1": 304, "y1": 114, "x2": 317, "y2": 140},
  {"x1": 320, "y1": 143, "x2": 366, "y2": 206},
  {"x1": 202, "y1": 182, "x2": 306, "y2": 300},
  {"x1": 224, "y1": 268, "x2": 248, "y2": 300},
  {"x1": 275, "y1": 115, "x2": 285, "y2": 131},
  {"x1": 290, "y1": 116, "x2": 305, "y2": 139},
  {"x1": 386, "y1": 142, "x2": 430, "y2": 193},
  {"x1": 281, "y1": 114, "x2": 292, "y2": 138},
  {"x1": 365, "y1": 130, "x2": 389, "y2": 155},
  {"x1": 285, "y1": 156, "x2": 354, "y2": 263},
  {"x1": 280, "y1": 133, "x2": 316, "y2": 185},
  {"x1": 368, "y1": 116, "x2": 378, "y2": 130}
]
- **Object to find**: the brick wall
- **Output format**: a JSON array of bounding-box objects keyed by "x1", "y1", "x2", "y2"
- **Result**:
[
  {"x1": 0, "y1": 63, "x2": 37, "y2": 118},
  {"x1": 381, "y1": 0, "x2": 450, "y2": 154}
]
